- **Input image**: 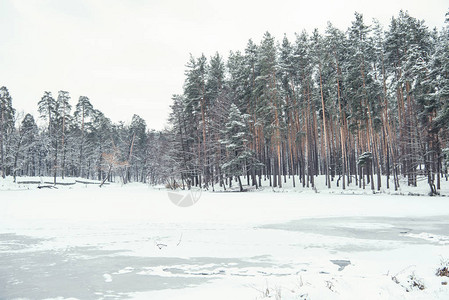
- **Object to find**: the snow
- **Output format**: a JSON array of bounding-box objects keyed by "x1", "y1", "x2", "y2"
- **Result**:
[
  {"x1": 103, "y1": 273, "x2": 113, "y2": 282},
  {"x1": 0, "y1": 176, "x2": 449, "y2": 299}
]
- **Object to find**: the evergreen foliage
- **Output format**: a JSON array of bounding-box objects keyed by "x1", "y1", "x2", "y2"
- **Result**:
[{"x1": 1, "y1": 11, "x2": 448, "y2": 193}]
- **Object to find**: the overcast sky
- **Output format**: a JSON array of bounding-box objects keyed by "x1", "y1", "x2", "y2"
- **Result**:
[{"x1": 0, "y1": 0, "x2": 447, "y2": 130}]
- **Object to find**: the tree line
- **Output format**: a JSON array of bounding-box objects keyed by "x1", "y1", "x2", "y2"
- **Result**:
[
  {"x1": 1, "y1": 11, "x2": 448, "y2": 193},
  {"x1": 0, "y1": 87, "x2": 172, "y2": 185},
  {"x1": 167, "y1": 11, "x2": 449, "y2": 193}
]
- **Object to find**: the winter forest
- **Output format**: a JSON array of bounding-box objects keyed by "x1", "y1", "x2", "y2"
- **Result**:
[{"x1": 1, "y1": 11, "x2": 449, "y2": 194}]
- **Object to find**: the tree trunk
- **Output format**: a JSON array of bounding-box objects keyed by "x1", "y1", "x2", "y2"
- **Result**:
[
  {"x1": 0, "y1": 105, "x2": 4, "y2": 178},
  {"x1": 318, "y1": 64, "x2": 330, "y2": 188},
  {"x1": 237, "y1": 175, "x2": 243, "y2": 192}
]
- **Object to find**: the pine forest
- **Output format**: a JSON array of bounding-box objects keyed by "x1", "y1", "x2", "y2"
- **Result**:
[{"x1": 1, "y1": 11, "x2": 449, "y2": 194}]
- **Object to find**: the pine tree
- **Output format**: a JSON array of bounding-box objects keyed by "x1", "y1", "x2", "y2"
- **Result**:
[
  {"x1": 278, "y1": 34, "x2": 299, "y2": 188},
  {"x1": 56, "y1": 91, "x2": 72, "y2": 180},
  {"x1": 294, "y1": 31, "x2": 316, "y2": 188},
  {"x1": 256, "y1": 31, "x2": 283, "y2": 187},
  {"x1": 87, "y1": 109, "x2": 113, "y2": 181},
  {"x1": 169, "y1": 94, "x2": 194, "y2": 187},
  {"x1": 184, "y1": 54, "x2": 209, "y2": 186},
  {"x1": 12, "y1": 113, "x2": 38, "y2": 180},
  {"x1": 129, "y1": 114, "x2": 147, "y2": 182},
  {"x1": 325, "y1": 22, "x2": 350, "y2": 189},
  {"x1": 74, "y1": 96, "x2": 94, "y2": 177},
  {"x1": 206, "y1": 53, "x2": 226, "y2": 189},
  {"x1": 19, "y1": 114, "x2": 39, "y2": 176},
  {"x1": 38, "y1": 91, "x2": 58, "y2": 181},
  {"x1": 311, "y1": 28, "x2": 333, "y2": 188},
  {"x1": 220, "y1": 104, "x2": 257, "y2": 191},
  {"x1": 0, "y1": 86, "x2": 15, "y2": 178}
]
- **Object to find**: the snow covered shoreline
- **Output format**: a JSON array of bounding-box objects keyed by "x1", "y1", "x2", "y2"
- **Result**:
[{"x1": 2, "y1": 174, "x2": 449, "y2": 196}]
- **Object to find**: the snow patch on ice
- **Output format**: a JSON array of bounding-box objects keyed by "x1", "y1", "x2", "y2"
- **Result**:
[
  {"x1": 404, "y1": 232, "x2": 449, "y2": 245},
  {"x1": 335, "y1": 222, "x2": 395, "y2": 229},
  {"x1": 43, "y1": 297, "x2": 79, "y2": 300},
  {"x1": 113, "y1": 267, "x2": 134, "y2": 275},
  {"x1": 103, "y1": 273, "x2": 112, "y2": 282}
]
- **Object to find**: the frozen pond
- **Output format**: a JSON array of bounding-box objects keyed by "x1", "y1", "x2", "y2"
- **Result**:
[{"x1": 1, "y1": 185, "x2": 449, "y2": 299}]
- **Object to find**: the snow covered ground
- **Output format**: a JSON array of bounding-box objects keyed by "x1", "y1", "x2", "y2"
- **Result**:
[{"x1": 0, "y1": 176, "x2": 449, "y2": 299}]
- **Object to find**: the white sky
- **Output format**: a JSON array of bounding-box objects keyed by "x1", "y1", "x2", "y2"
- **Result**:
[{"x1": 0, "y1": 0, "x2": 447, "y2": 130}]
